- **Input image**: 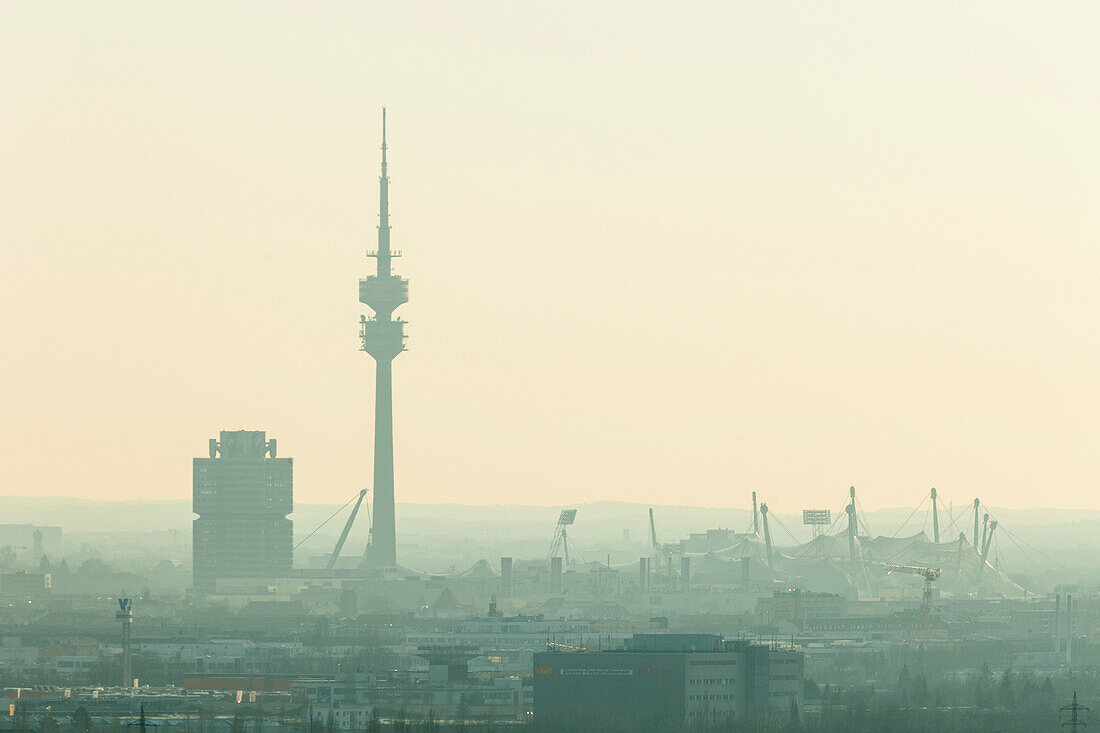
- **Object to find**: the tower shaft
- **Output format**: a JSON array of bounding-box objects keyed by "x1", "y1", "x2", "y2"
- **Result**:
[{"x1": 371, "y1": 360, "x2": 396, "y2": 565}]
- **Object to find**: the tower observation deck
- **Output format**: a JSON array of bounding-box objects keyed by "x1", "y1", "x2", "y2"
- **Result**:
[{"x1": 359, "y1": 109, "x2": 406, "y2": 568}]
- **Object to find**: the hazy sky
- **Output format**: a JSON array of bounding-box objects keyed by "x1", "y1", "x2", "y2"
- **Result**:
[{"x1": 2, "y1": 2, "x2": 1099, "y2": 510}]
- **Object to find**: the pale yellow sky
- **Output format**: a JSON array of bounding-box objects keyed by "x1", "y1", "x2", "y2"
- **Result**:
[{"x1": 1, "y1": 2, "x2": 1098, "y2": 510}]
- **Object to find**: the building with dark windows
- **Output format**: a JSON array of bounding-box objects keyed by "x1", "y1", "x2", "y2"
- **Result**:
[
  {"x1": 533, "y1": 634, "x2": 803, "y2": 729},
  {"x1": 192, "y1": 431, "x2": 292, "y2": 593}
]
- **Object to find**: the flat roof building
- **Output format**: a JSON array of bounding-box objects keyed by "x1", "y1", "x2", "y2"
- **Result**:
[
  {"x1": 193, "y1": 431, "x2": 292, "y2": 593},
  {"x1": 533, "y1": 634, "x2": 802, "y2": 729}
]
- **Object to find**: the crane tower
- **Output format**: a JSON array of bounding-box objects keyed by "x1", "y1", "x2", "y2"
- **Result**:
[{"x1": 884, "y1": 564, "x2": 941, "y2": 639}]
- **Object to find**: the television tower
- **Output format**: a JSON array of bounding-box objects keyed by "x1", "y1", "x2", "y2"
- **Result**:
[{"x1": 359, "y1": 109, "x2": 407, "y2": 567}]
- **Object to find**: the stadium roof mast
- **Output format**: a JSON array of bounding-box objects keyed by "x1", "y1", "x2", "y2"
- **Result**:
[
  {"x1": 846, "y1": 489, "x2": 859, "y2": 588},
  {"x1": 327, "y1": 489, "x2": 368, "y2": 570},
  {"x1": 976, "y1": 520, "x2": 998, "y2": 583},
  {"x1": 752, "y1": 491, "x2": 759, "y2": 536},
  {"x1": 759, "y1": 503, "x2": 774, "y2": 571},
  {"x1": 930, "y1": 487, "x2": 940, "y2": 544}
]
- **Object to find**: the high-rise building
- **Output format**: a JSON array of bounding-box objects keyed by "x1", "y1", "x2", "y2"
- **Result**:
[
  {"x1": 359, "y1": 109, "x2": 408, "y2": 567},
  {"x1": 192, "y1": 430, "x2": 292, "y2": 593}
]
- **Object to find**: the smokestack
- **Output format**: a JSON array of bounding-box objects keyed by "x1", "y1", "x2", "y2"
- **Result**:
[
  {"x1": 550, "y1": 556, "x2": 563, "y2": 594},
  {"x1": 681, "y1": 556, "x2": 691, "y2": 592},
  {"x1": 1053, "y1": 593, "x2": 1061, "y2": 654},
  {"x1": 1066, "y1": 594, "x2": 1073, "y2": 666},
  {"x1": 500, "y1": 557, "x2": 513, "y2": 597},
  {"x1": 639, "y1": 557, "x2": 650, "y2": 593},
  {"x1": 116, "y1": 598, "x2": 133, "y2": 688}
]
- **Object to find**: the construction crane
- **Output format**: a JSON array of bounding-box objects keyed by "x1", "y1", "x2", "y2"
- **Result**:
[
  {"x1": 327, "y1": 489, "x2": 368, "y2": 570},
  {"x1": 884, "y1": 564, "x2": 941, "y2": 638}
]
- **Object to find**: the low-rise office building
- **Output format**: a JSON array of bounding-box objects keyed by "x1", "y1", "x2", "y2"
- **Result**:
[{"x1": 533, "y1": 633, "x2": 803, "y2": 728}]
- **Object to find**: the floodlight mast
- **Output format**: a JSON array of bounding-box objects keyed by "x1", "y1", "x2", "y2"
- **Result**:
[
  {"x1": 802, "y1": 509, "x2": 831, "y2": 540},
  {"x1": 546, "y1": 509, "x2": 578, "y2": 567}
]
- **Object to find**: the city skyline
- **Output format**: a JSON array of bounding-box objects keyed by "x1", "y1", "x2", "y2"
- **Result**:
[{"x1": 2, "y1": 3, "x2": 1100, "y2": 510}]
